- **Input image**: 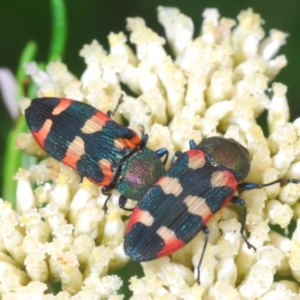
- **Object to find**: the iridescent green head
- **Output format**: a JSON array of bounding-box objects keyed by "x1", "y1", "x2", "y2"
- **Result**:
[
  {"x1": 198, "y1": 136, "x2": 250, "y2": 182},
  {"x1": 117, "y1": 147, "x2": 165, "y2": 200}
]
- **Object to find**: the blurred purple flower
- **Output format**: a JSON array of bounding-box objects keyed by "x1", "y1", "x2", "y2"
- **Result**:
[{"x1": 0, "y1": 68, "x2": 18, "y2": 120}]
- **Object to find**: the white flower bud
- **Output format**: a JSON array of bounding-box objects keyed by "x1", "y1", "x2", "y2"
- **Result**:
[
  {"x1": 73, "y1": 200, "x2": 103, "y2": 239},
  {"x1": 232, "y1": 8, "x2": 265, "y2": 62},
  {"x1": 127, "y1": 17, "x2": 167, "y2": 64},
  {"x1": 239, "y1": 264, "x2": 274, "y2": 299},
  {"x1": 84, "y1": 245, "x2": 114, "y2": 277},
  {"x1": 268, "y1": 83, "x2": 289, "y2": 133},
  {"x1": 47, "y1": 62, "x2": 77, "y2": 91},
  {"x1": 157, "y1": 6, "x2": 194, "y2": 56},
  {"x1": 30, "y1": 158, "x2": 61, "y2": 185},
  {"x1": 259, "y1": 29, "x2": 288, "y2": 61},
  {"x1": 15, "y1": 133, "x2": 47, "y2": 157},
  {"x1": 0, "y1": 201, "x2": 26, "y2": 264},
  {"x1": 102, "y1": 207, "x2": 124, "y2": 248},
  {"x1": 260, "y1": 282, "x2": 300, "y2": 300},
  {"x1": 20, "y1": 208, "x2": 50, "y2": 243},
  {"x1": 68, "y1": 178, "x2": 99, "y2": 224},
  {"x1": 59, "y1": 254, "x2": 83, "y2": 295},
  {"x1": 266, "y1": 199, "x2": 293, "y2": 228},
  {"x1": 207, "y1": 280, "x2": 240, "y2": 300},
  {"x1": 269, "y1": 231, "x2": 291, "y2": 274},
  {"x1": 24, "y1": 62, "x2": 52, "y2": 87},
  {"x1": 39, "y1": 203, "x2": 67, "y2": 232},
  {"x1": 70, "y1": 234, "x2": 95, "y2": 268},
  {"x1": 51, "y1": 168, "x2": 79, "y2": 216},
  {"x1": 206, "y1": 67, "x2": 233, "y2": 106},
  {"x1": 14, "y1": 168, "x2": 36, "y2": 214}
]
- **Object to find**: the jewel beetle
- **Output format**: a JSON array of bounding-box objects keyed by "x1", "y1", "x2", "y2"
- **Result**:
[
  {"x1": 124, "y1": 136, "x2": 300, "y2": 283},
  {"x1": 25, "y1": 97, "x2": 168, "y2": 210}
]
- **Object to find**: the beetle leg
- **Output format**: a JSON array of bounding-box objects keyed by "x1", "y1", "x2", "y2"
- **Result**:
[
  {"x1": 196, "y1": 225, "x2": 209, "y2": 284},
  {"x1": 102, "y1": 186, "x2": 115, "y2": 213},
  {"x1": 231, "y1": 196, "x2": 256, "y2": 251},
  {"x1": 155, "y1": 148, "x2": 169, "y2": 165},
  {"x1": 119, "y1": 195, "x2": 135, "y2": 211},
  {"x1": 238, "y1": 178, "x2": 300, "y2": 190}
]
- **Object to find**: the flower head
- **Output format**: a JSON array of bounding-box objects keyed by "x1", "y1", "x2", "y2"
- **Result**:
[{"x1": 2, "y1": 6, "x2": 300, "y2": 299}]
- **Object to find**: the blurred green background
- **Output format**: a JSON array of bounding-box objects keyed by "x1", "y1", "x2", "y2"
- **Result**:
[{"x1": 1, "y1": 0, "x2": 300, "y2": 198}]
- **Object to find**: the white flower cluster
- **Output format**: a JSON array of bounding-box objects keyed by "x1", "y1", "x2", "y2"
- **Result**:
[{"x1": 2, "y1": 5, "x2": 300, "y2": 299}]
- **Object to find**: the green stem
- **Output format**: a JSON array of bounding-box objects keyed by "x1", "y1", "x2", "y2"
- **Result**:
[
  {"x1": 16, "y1": 41, "x2": 37, "y2": 99},
  {"x1": 48, "y1": 0, "x2": 67, "y2": 62},
  {"x1": 2, "y1": 41, "x2": 37, "y2": 207},
  {"x1": 2, "y1": 117, "x2": 33, "y2": 207}
]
